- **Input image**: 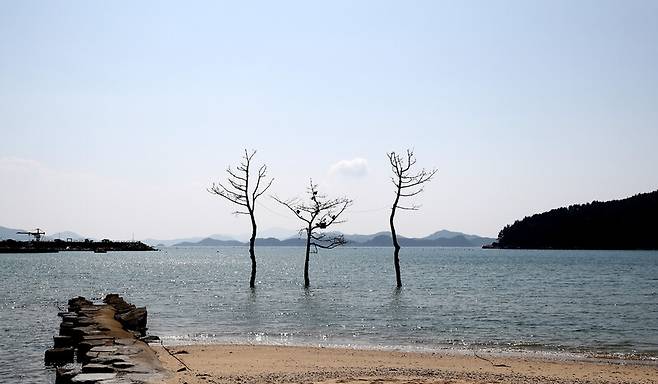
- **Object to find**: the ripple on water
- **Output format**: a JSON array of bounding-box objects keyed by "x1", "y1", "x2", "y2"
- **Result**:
[{"x1": 1, "y1": 247, "x2": 657, "y2": 382}]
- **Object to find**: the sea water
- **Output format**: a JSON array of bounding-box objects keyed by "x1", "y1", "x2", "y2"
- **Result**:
[{"x1": 1, "y1": 247, "x2": 657, "y2": 382}]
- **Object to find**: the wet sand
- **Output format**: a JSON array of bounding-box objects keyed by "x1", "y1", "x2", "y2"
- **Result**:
[{"x1": 152, "y1": 344, "x2": 658, "y2": 384}]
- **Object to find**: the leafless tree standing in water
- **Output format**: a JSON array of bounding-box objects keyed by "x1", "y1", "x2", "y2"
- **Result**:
[
  {"x1": 273, "y1": 180, "x2": 352, "y2": 288},
  {"x1": 388, "y1": 150, "x2": 437, "y2": 288},
  {"x1": 209, "y1": 149, "x2": 273, "y2": 288}
]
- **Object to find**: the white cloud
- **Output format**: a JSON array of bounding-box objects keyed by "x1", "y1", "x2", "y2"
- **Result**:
[
  {"x1": 0, "y1": 156, "x2": 42, "y2": 172},
  {"x1": 329, "y1": 158, "x2": 369, "y2": 178}
]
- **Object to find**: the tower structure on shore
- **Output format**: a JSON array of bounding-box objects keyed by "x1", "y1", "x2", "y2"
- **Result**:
[{"x1": 16, "y1": 228, "x2": 45, "y2": 241}]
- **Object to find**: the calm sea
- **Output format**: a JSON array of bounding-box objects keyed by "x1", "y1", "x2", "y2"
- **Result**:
[{"x1": 1, "y1": 247, "x2": 657, "y2": 382}]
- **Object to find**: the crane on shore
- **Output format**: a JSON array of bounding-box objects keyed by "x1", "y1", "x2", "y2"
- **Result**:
[{"x1": 16, "y1": 228, "x2": 45, "y2": 242}]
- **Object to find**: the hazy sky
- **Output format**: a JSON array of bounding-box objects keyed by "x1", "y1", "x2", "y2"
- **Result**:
[{"x1": 1, "y1": 1, "x2": 657, "y2": 240}]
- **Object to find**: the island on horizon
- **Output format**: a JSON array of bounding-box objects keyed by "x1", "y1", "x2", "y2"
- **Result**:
[{"x1": 486, "y1": 189, "x2": 658, "y2": 250}]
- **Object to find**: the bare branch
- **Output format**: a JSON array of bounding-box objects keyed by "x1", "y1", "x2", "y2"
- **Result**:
[
  {"x1": 312, "y1": 234, "x2": 347, "y2": 249},
  {"x1": 228, "y1": 178, "x2": 247, "y2": 191},
  {"x1": 397, "y1": 205, "x2": 420, "y2": 211},
  {"x1": 399, "y1": 188, "x2": 424, "y2": 197},
  {"x1": 402, "y1": 149, "x2": 414, "y2": 173},
  {"x1": 252, "y1": 164, "x2": 274, "y2": 202},
  {"x1": 310, "y1": 232, "x2": 325, "y2": 241},
  {"x1": 252, "y1": 164, "x2": 265, "y2": 197},
  {"x1": 272, "y1": 196, "x2": 311, "y2": 224},
  {"x1": 258, "y1": 164, "x2": 267, "y2": 177},
  {"x1": 399, "y1": 169, "x2": 437, "y2": 189},
  {"x1": 226, "y1": 167, "x2": 247, "y2": 182},
  {"x1": 208, "y1": 183, "x2": 248, "y2": 207},
  {"x1": 254, "y1": 178, "x2": 274, "y2": 199},
  {"x1": 244, "y1": 149, "x2": 256, "y2": 163},
  {"x1": 210, "y1": 149, "x2": 274, "y2": 211},
  {"x1": 388, "y1": 151, "x2": 437, "y2": 204}
]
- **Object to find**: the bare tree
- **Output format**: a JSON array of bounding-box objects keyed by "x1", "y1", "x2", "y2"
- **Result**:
[
  {"x1": 273, "y1": 180, "x2": 352, "y2": 288},
  {"x1": 388, "y1": 150, "x2": 437, "y2": 288},
  {"x1": 209, "y1": 150, "x2": 273, "y2": 288}
]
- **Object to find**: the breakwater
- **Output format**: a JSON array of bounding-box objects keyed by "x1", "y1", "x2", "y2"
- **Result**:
[
  {"x1": 0, "y1": 240, "x2": 155, "y2": 253},
  {"x1": 45, "y1": 294, "x2": 166, "y2": 383}
]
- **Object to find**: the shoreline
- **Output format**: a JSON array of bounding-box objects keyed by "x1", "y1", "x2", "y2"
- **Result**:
[
  {"x1": 156, "y1": 337, "x2": 658, "y2": 364},
  {"x1": 152, "y1": 343, "x2": 658, "y2": 384}
]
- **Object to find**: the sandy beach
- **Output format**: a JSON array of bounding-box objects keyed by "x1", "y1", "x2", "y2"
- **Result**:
[{"x1": 152, "y1": 344, "x2": 658, "y2": 384}]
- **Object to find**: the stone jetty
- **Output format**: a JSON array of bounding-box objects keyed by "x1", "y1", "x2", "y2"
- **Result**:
[{"x1": 45, "y1": 294, "x2": 167, "y2": 383}]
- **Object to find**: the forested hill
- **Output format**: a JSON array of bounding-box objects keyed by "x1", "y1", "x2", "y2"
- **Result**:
[{"x1": 489, "y1": 190, "x2": 658, "y2": 250}]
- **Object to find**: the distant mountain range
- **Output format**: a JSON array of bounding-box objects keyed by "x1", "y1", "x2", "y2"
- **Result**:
[
  {"x1": 143, "y1": 227, "x2": 298, "y2": 246},
  {"x1": 1, "y1": 225, "x2": 494, "y2": 248},
  {"x1": 142, "y1": 234, "x2": 235, "y2": 247},
  {"x1": 0, "y1": 226, "x2": 22, "y2": 240},
  {"x1": 171, "y1": 230, "x2": 495, "y2": 248}
]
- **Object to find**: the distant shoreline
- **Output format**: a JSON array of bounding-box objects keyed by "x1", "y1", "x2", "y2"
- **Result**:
[
  {"x1": 0, "y1": 239, "x2": 156, "y2": 253},
  {"x1": 168, "y1": 234, "x2": 494, "y2": 248}
]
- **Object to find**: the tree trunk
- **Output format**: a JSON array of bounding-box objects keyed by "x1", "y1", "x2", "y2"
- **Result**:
[
  {"x1": 304, "y1": 227, "x2": 311, "y2": 288},
  {"x1": 249, "y1": 213, "x2": 257, "y2": 288},
  {"x1": 390, "y1": 188, "x2": 402, "y2": 288}
]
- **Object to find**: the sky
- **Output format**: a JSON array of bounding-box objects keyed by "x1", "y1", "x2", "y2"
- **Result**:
[{"x1": 1, "y1": 1, "x2": 657, "y2": 240}]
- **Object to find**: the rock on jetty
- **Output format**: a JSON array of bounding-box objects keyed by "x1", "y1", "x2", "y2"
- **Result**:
[{"x1": 45, "y1": 294, "x2": 167, "y2": 383}]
